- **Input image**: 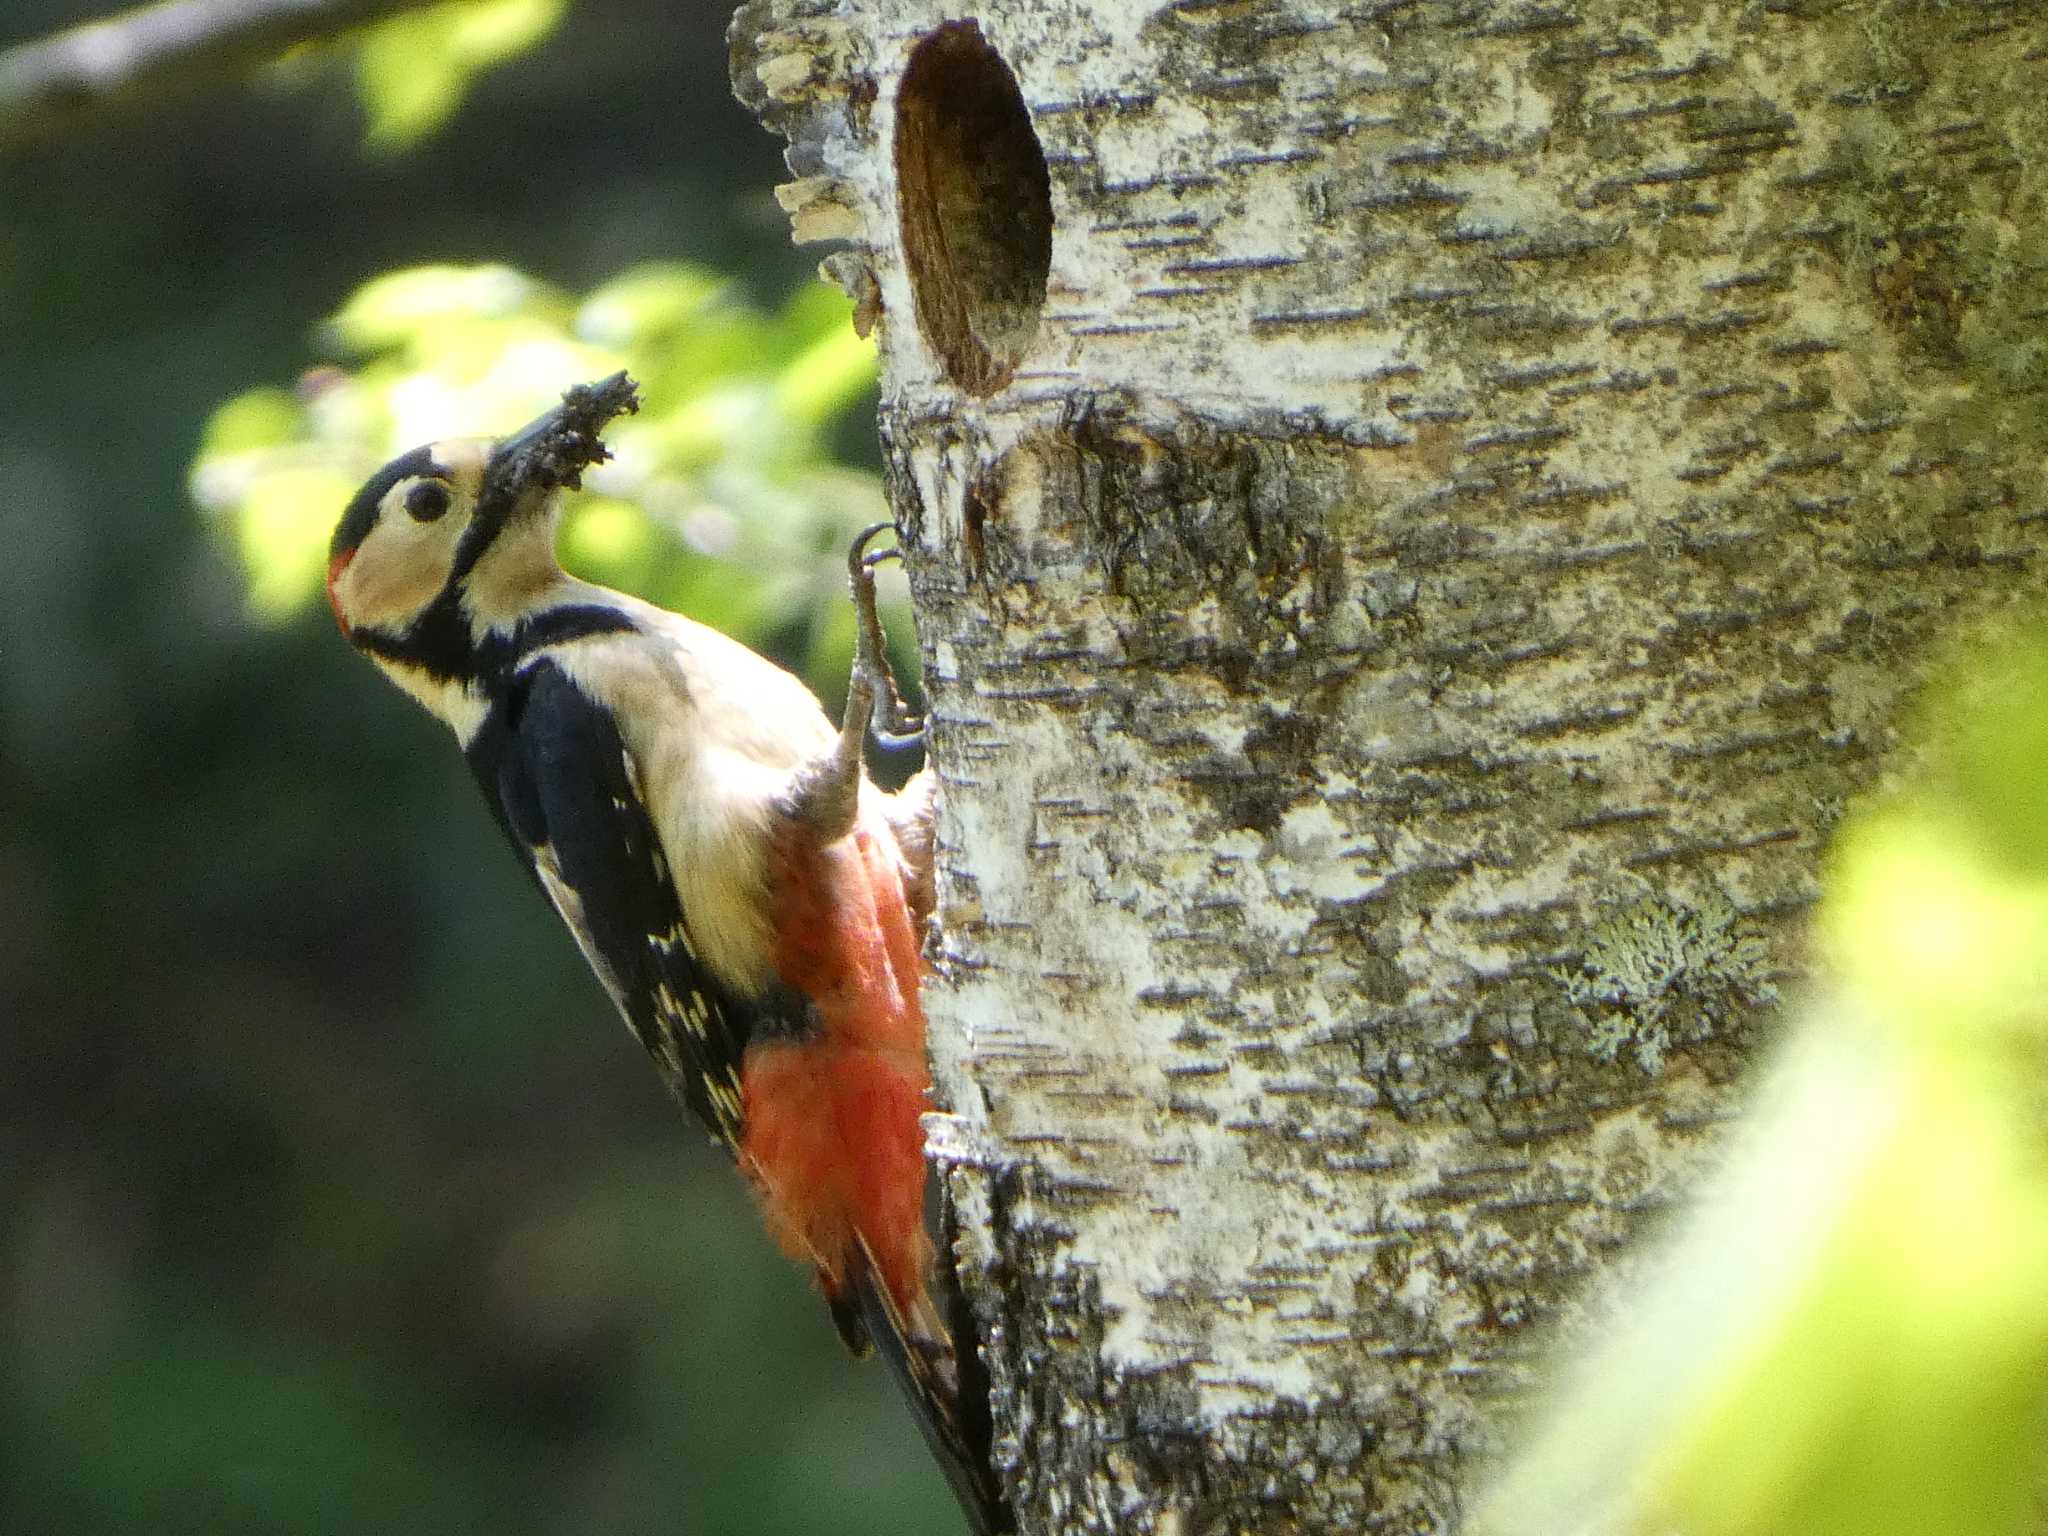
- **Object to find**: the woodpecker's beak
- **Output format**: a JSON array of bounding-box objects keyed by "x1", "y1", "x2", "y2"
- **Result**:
[{"x1": 482, "y1": 370, "x2": 641, "y2": 511}]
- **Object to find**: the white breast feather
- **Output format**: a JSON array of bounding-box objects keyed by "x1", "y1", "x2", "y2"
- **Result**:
[
  {"x1": 548, "y1": 602, "x2": 836, "y2": 997},
  {"x1": 371, "y1": 657, "x2": 491, "y2": 745}
]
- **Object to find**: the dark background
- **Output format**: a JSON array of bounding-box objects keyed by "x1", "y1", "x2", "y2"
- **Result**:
[{"x1": 0, "y1": 2, "x2": 954, "y2": 1530}]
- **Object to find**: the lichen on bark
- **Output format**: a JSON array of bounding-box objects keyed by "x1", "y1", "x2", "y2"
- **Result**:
[
  {"x1": 731, "y1": 1, "x2": 2048, "y2": 1530},
  {"x1": 1555, "y1": 891, "x2": 1777, "y2": 1075}
]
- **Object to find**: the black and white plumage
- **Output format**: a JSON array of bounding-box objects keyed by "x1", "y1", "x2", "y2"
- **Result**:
[
  {"x1": 328, "y1": 381, "x2": 807, "y2": 1147},
  {"x1": 324, "y1": 376, "x2": 1006, "y2": 1535}
]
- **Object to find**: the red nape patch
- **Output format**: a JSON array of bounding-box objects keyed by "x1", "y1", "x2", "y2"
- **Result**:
[{"x1": 325, "y1": 549, "x2": 355, "y2": 635}]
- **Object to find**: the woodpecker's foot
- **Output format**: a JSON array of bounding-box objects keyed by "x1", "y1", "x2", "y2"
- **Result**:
[
  {"x1": 792, "y1": 696, "x2": 866, "y2": 841},
  {"x1": 848, "y1": 523, "x2": 926, "y2": 751},
  {"x1": 787, "y1": 525, "x2": 924, "y2": 840}
]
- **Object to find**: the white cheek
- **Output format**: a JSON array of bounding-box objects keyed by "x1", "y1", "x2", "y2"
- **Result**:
[{"x1": 346, "y1": 518, "x2": 460, "y2": 630}]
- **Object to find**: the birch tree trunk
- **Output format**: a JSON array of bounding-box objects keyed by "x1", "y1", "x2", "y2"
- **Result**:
[{"x1": 730, "y1": 3, "x2": 2048, "y2": 1531}]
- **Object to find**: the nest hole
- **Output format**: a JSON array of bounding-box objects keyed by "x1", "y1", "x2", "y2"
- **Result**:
[{"x1": 894, "y1": 22, "x2": 1051, "y2": 396}]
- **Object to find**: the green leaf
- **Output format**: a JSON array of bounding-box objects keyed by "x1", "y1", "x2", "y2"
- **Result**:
[
  {"x1": 1928, "y1": 633, "x2": 2048, "y2": 876},
  {"x1": 576, "y1": 263, "x2": 731, "y2": 349},
  {"x1": 238, "y1": 465, "x2": 359, "y2": 621},
  {"x1": 776, "y1": 322, "x2": 878, "y2": 426},
  {"x1": 559, "y1": 496, "x2": 657, "y2": 589},
  {"x1": 778, "y1": 277, "x2": 865, "y2": 350},
  {"x1": 197, "y1": 388, "x2": 306, "y2": 456},
  {"x1": 352, "y1": 0, "x2": 569, "y2": 152},
  {"x1": 326, "y1": 265, "x2": 552, "y2": 353}
]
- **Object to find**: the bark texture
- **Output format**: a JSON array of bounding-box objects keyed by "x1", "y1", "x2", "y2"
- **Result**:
[{"x1": 730, "y1": 2, "x2": 2048, "y2": 1531}]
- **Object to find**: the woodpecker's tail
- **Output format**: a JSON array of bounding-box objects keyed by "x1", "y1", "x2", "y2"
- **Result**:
[{"x1": 850, "y1": 1234, "x2": 1011, "y2": 1536}]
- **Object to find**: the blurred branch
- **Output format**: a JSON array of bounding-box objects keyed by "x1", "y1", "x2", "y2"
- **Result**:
[{"x1": 0, "y1": 0, "x2": 439, "y2": 151}]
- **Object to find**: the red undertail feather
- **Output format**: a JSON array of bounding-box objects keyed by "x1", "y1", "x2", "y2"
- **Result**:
[{"x1": 740, "y1": 811, "x2": 932, "y2": 1316}]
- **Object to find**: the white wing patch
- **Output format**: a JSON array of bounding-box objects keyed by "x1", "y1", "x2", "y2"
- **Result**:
[{"x1": 529, "y1": 841, "x2": 632, "y2": 1021}]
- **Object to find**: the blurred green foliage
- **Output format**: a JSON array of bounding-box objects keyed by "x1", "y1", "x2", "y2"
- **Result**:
[
  {"x1": 350, "y1": 0, "x2": 570, "y2": 150},
  {"x1": 1472, "y1": 622, "x2": 2048, "y2": 1536},
  {"x1": 190, "y1": 260, "x2": 904, "y2": 698}
]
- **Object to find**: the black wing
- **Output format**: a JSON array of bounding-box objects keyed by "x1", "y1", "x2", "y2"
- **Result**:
[{"x1": 468, "y1": 657, "x2": 771, "y2": 1152}]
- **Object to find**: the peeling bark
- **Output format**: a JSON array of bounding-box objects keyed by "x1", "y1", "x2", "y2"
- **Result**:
[{"x1": 730, "y1": 2, "x2": 2048, "y2": 1531}]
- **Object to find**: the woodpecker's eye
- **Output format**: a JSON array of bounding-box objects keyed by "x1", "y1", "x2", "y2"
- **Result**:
[{"x1": 404, "y1": 480, "x2": 452, "y2": 522}]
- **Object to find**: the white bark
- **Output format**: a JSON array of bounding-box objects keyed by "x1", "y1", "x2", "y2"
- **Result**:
[{"x1": 731, "y1": 2, "x2": 2048, "y2": 1531}]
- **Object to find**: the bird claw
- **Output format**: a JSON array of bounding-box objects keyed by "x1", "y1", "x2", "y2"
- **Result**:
[{"x1": 847, "y1": 523, "x2": 927, "y2": 749}]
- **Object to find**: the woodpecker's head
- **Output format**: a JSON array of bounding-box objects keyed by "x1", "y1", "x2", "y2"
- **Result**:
[{"x1": 325, "y1": 372, "x2": 639, "y2": 651}]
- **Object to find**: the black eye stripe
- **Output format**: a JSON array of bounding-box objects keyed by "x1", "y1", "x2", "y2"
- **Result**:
[{"x1": 404, "y1": 480, "x2": 453, "y2": 521}]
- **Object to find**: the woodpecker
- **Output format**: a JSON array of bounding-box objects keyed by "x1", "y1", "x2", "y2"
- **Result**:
[{"x1": 325, "y1": 373, "x2": 1005, "y2": 1534}]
